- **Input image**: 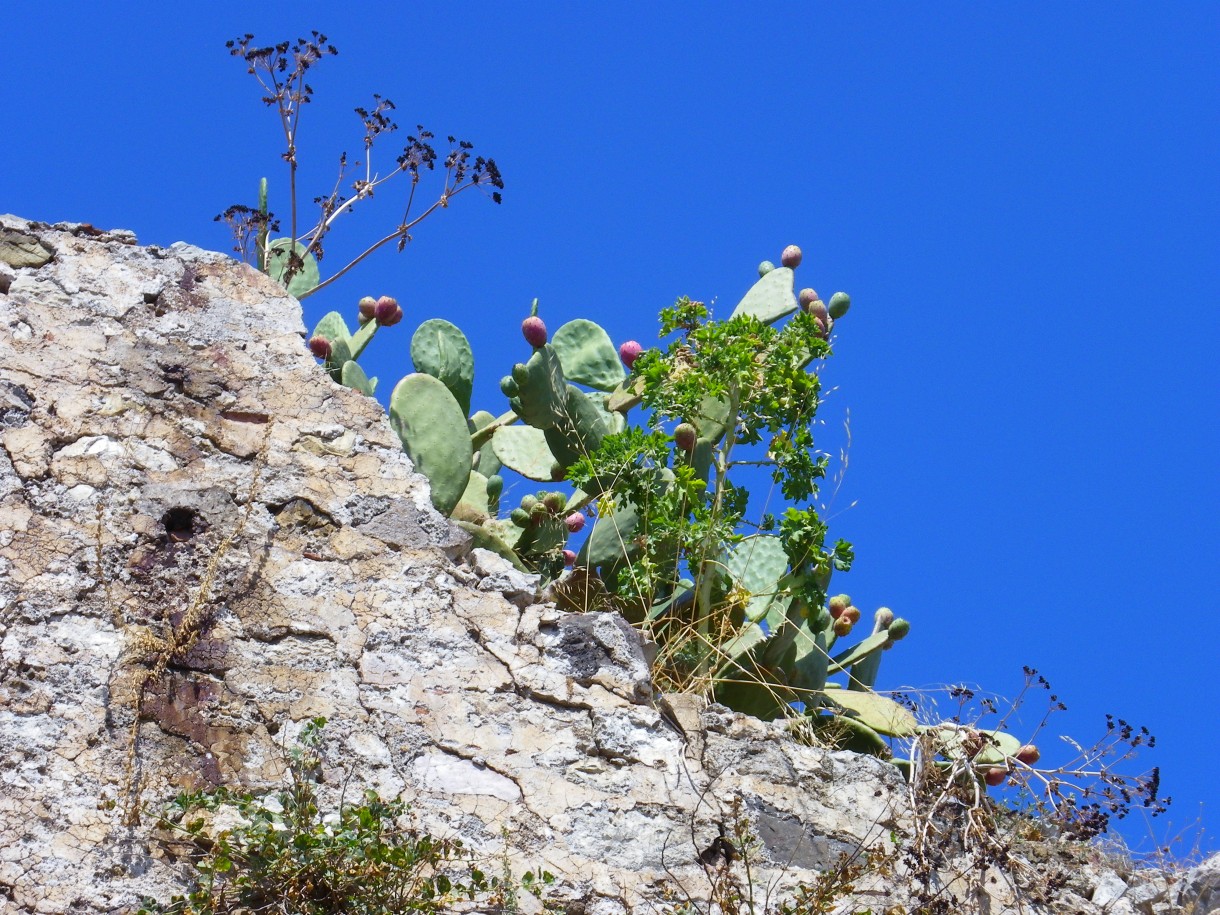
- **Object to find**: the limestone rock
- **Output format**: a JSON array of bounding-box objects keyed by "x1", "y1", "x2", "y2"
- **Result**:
[{"x1": 0, "y1": 215, "x2": 1189, "y2": 914}]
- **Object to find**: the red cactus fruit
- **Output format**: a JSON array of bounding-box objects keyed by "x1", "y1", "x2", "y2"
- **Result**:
[
  {"x1": 798, "y1": 287, "x2": 819, "y2": 308},
  {"x1": 806, "y1": 299, "x2": 829, "y2": 323},
  {"x1": 781, "y1": 245, "x2": 803, "y2": 268},
  {"x1": 565, "y1": 512, "x2": 585, "y2": 533},
  {"x1": 844, "y1": 605, "x2": 862, "y2": 624},
  {"x1": 308, "y1": 336, "x2": 332, "y2": 360},
  {"x1": 619, "y1": 340, "x2": 643, "y2": 369},
  {"x1": 522, "y1": 315, "x2": 548, "y2": 348},
  {"x1": 563, "y1": 549, "x2": 577, "y2": 567},
  {"x1": 832, "y1": 616, "x2": 853, "y2": 637},
  {"x1": 984, "y1": 767, "x2": 1009, "y2": 787},
  {"x1": 1015, "y1": 745, "x2": 1041, "y2": 766},
  {"x1": 358, "y1": 296, "x2": 378, "y2": 324},
  {"x1": 374, "y1": 296, "x2": 403, "y2": 326},
  {"x1": 673, "y1": 422, "x2": 697, "y2": 453},
  {"x1": 828, "y1": 594, "x2": 851, "y2": 619}
]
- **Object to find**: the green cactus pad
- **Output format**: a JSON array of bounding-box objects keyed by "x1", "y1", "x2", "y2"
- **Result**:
[
  {"x1": 453, "y1": 520, "x2": 528, "y2": 571},
  {"x1": 724, "y1": 535, "x2": 789, "y2": 623},
  {"x1": 339, "y1": 360, "x2": 375, "y2": 397},
  {"x1": 579, "y1": 498, "x2": 641, "y2": 569},
  {"x1": 311, "y1": 311, "x2": 351, "y2": 344},
  {"x1": 544, "y1": 386, "x2": 611, "y2": 469},
  {"x1": 513, "y1": 344, "x2": 569, "y2": 430},
  {"x1": 491, "y1": 425, "x2": 558, "y2": 481},
  {"x1": 730, "y1": 265, "x2": 798, "y2": 324},
  {"x1": 551, "y1": 319, "x2": 627, "y2": 392},
  {"x1": 817, "y1": 688, "x2": 917, "y2": 737},
  {"x1": 827, "y1": 630, "x2": 890, "y2": 674},
  {"x1": 452, "y1": 470, "x2": 490, "y2": 521},
  {"x1": 265, "y1": 238, "x2": 320, "y2": 299},
  {"x1": 388, "y1": 373, "x2": 474, "y2": 517},
  {"x1": 605, "y1": 376, "x2": 645, "y2": 413},
  {"x1": 326, "y1": 336, "x2": 353, "y2": 383},
  {"x1": 411, "y1": 319, "x2": 475, "y2": 415},
  {"x1": 468, "y1": 410, "x2": 503, "y2": 478},
  {"x1": 929, "y1": 725, "x2": 1022, "y2": 766},
  {"x1": 349, "y1": 316, "x2": 378, "y2": 360},
  {"x1": 693, "y1": 393, "x2": 733, "y2": 444}
]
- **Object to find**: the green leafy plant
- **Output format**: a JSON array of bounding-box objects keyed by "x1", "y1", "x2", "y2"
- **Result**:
[
  {"x1": 216, "y1": 32, "x2": 502, "y2": 300},
  {"x1": 140, "y1": 718, "x2": 552, "y2": 915}
]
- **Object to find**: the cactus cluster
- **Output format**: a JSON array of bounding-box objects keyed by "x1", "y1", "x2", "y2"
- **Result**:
[{"x1": 304, "y1": 246, "x2": 921, "y2": 761}]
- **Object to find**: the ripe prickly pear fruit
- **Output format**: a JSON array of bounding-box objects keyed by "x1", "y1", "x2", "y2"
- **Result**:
[
  {"x1": 522, "y1": 315, "x2": 548, "y2": 348},
  {"x1": 781, "y1": 245, "x2": 803, "y2": 268},
  {"x1": 510, "y1": 507, "x2": 531, "y2": 527},
  {"x1": 673, "y1": 422, "x2": 697, "y2": 453},
  {"x1": 543, "y1": 491, "x2": 566, "y2": 514},
  {"x1": 829, "y1": 594, "x2": 851, "y2": 618},
  {"x1": 563, "y1": 549, "x2": 577, "y2": 567},
  {"x1": 374, "y1": 295, "x2": 403, "y2": 326},
  {"x1": 833, "y1": 616, "x2": 853, "y2": 637},
  {"x1": 308, "y1": 336, "x2": 332, "y2": 360},
  {"x1": 500, "y1": 375, "x2": 520, "y2": 397},
  {"x1": 828, "y1": 292, "x2": 851, "y2": 319},
  {"x1": 619, "y1": 340, "x2": 643, "y2": 369},
  {"x1": 758, "y1": 260, "x2": 776, "y2": 277},
  {"x1": 565, "y1": 512, "x2": 585, "y2": 533},
  {"x1": 844, "y1": 605, "x2": 862, "y2": 624},
  {"x1": 887, "y1": 618, "x2": 910, "y2": 641},
  {"x1": 357, "y1": 295, "x2": 378, "y2": 325},
  {"x1": 984, "y1": 767, "x2": 1009, "y2": 787},
  {"x1": 1015, "y1": 745, "x2": 1041, "y2": 766},
  {"x1": 806, "y1": 298, "x2": 829, "y2": 323}
]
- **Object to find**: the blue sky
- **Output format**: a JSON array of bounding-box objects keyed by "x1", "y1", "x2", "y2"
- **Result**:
[{"x1": 4, "y1": 4, "x2": 1216, "y2": 856}]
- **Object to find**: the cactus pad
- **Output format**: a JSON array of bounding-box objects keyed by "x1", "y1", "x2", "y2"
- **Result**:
[{"x1": 389, "y1": 373, "x2": 474, "y2": 516}]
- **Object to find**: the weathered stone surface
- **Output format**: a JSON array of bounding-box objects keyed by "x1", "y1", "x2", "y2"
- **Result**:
[{"x1": 0, "y1": 214, "x2": 1192, "y2": 914}]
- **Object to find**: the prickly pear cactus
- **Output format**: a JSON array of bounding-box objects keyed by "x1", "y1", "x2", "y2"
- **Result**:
[{"x1": 388, "y1": 373, "x2": 474, "y2": 517}]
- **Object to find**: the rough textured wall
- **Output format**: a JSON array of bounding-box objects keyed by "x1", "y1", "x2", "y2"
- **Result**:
[{"x1": 0, "y1": 215, "x2": 1210, "y2": 914}]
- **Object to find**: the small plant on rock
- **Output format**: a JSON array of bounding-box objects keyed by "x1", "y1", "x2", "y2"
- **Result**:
[{"x1": 140, "y1": 718, "x2": 551, "y2": 915}]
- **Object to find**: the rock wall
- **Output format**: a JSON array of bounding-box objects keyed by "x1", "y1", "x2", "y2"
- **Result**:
[{"x1": 0, "y1": 215, "x2": 1210, "y2": 914}]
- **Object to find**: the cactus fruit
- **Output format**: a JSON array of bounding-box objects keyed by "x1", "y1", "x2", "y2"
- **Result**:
[
  {"x1": 308, "y1": 336, "x2": 332, "y2": 360},
  {"x1": 565, "y1": 512, "x2": 585, "y2": 533},
  {"x1": 828, "y1": 292, "x2": 851, "y2": 319},
  {"x1": 563, "y1": 549, "x2": 577, "y2": 567},
  {"x1": 374, "y1": 295, "x2": 403, "y2": 326},
  {"x1": 833, "y1": 616, "x2": 853, "y2": 637},
  {"x1": 806, "y1": 298, "x2": 829, "y2": 322},
  {"x1": 829, "y1": 594, "x2": 851, "y2": 618},
  {"x1": 844, "y1": 605, "x2": 862, "y2": 624},
  {"x1": 1015, "y1": 744, "x2": 1041, "y2": 765},
  {"x1": 522, "y1": 315, "x2": 548, "y2": 348},
  {"x1": 984, "y1": 767, "x2": 1009, "y2": 787},
  {"x1": 358, "y1": 296, "x2": 377, "y2": 324},
  {"x1": 543, "y1": 491, "x2": 566, "y2": 513},
  {"x1": 674, "y1": 422, "x2": 697, "y2": 453},
  {"x1": 758, "y1": 260, "x2": 776, "y2": 277},
  {"x1": 500, "y1": 375, "x2": 519, "y2": 397},
  {"x1": 781, "y1": 245, "x2": 802, "y2": 268},
  {"x1": 619, "y1": 340, "x2": 643, "y2": 369},
  {"x1": 887, "y1": 618, "x2": 911, "y2": 641},
  {"x1": 510, "y1": 507, "x2": 530, "y2": 527},
  {"x1": 485, "y1": 474, "x2": 503, "y2": 499},
  {"x1": 798, "y1": 287, "x2": 819, "y2": 308}
]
